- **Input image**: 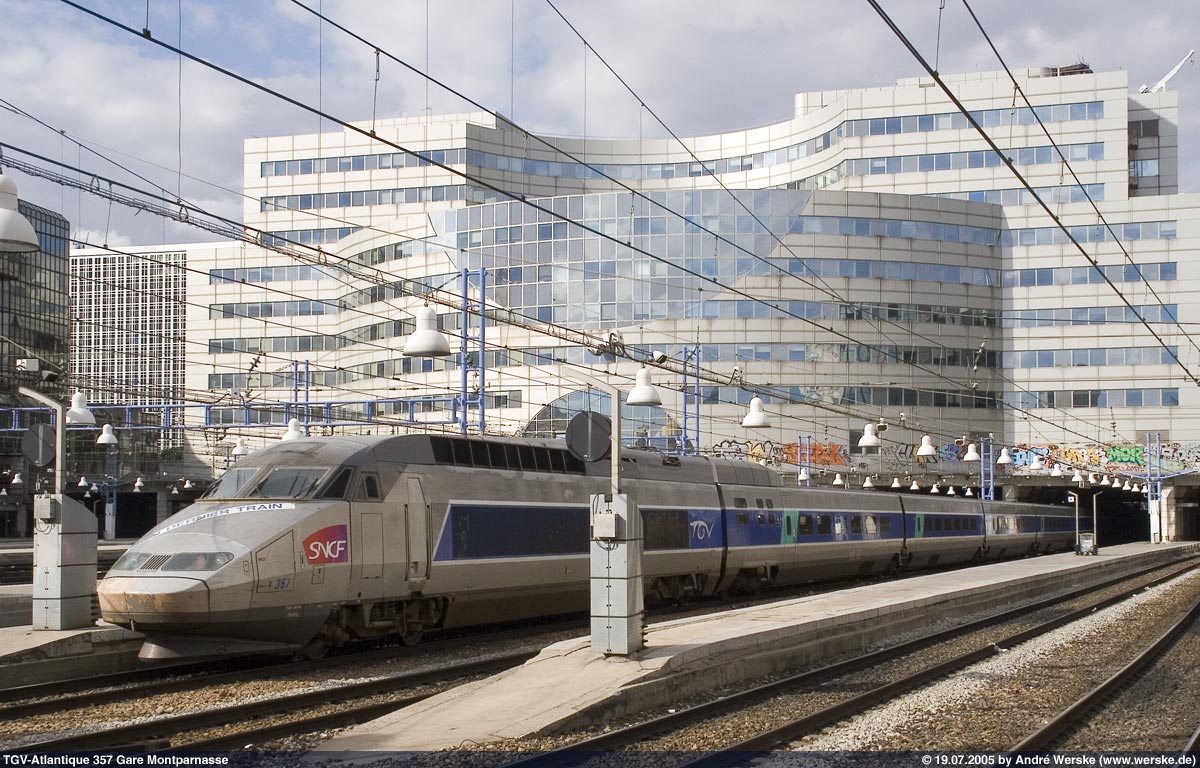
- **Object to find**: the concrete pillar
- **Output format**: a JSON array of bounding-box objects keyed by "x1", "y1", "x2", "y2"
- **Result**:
[
  {"x1": 589, "y1": 493, "x2": 644, "y2": 656},
  {"x1": 32, "y1": 494, "x2": 97, "y2": 630}
]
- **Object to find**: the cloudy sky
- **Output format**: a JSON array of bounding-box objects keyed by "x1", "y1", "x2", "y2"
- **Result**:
[{"x1": 2, "y1": 0, "x2": 1198, "y2": 247}]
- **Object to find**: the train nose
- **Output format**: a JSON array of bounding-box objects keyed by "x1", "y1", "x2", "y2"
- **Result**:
[{"x1": 98, "y1": 576, "x2": 209, "y2": 629}]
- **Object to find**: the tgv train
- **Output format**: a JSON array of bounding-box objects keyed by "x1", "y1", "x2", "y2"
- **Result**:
[{"x1": 98, "y1": 433, "x2": 1076, "y2": 659}]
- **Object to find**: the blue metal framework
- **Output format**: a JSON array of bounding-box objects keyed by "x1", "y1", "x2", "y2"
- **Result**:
[
  {"x1": 458, "y1": 267, "x2": 486, "y2": 435},
  {"x1": 679, "y1": 346, "x2": 700, "y2": 455},
  {"x1": 979, "y1": 436, "x2": 996, "y2": 500}
]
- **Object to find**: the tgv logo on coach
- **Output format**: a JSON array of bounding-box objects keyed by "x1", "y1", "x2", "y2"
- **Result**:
[{"x1": 304, "y1": 525, "x2": 349, "y2": 564}]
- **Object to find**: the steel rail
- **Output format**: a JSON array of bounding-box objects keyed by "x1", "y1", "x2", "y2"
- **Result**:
[
  {"x1": 12, "y1": 649, "x2": 535, "y2": 752},
  {"x1": 1007, "y1": 596, "x2": 1200, "y2": 753},
  {"x1": 502, "y1": 558, "x2": 1200, "y2": 768}
]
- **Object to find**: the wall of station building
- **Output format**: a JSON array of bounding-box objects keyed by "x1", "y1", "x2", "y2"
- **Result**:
[{"x1": 64, "y1": 65, "x2": 1195, "y2": 499}]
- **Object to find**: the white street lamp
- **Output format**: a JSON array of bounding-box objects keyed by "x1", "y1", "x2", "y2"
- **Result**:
[
  {"x1": 402, "y1": 305, "x2": 451, "y2": 357},
  {"x1": 946, "y1": 486, "x2": 957, "y2": 496},
  {"x1": 231, "y1": 437, "x2": 250, "y2": 457},
  {"x1": 626, "y1": 367, "x2": 662, "y2": 407},
  {"x1": 996, "y1": 447, "x2": 1014, "y2": 465},
  {"x1": 930, "y1": 483, "x2": 941, "y2": 494},
  {"x1": 909, "y1": 479, "x2": 921, "y2": 491},
  {"x1": 916, "y1": 435, "x2": 937, "y2": 457},
  {"x1": 832, "y1": 473, "x2": 845, "y2": 487},
  {"x1": 962, "y1": 443, "x2": 981, "y2": 462},
  {"x1": 0, "y1": 174, "x2": 40, "y2": 252},
  {"x1": 798, "y1": 466, "x2": 810, "y2": 482},
  {"x1": 77, "y1": 476, "x2": 88, "y2": 488},
  {"x1": 741, "y1": 397, "x2": 771, "y2": 428},
  {"x1": 134, "y1": 477, "x2": 145, "y2": 492},
  {"x1": 96, "y1": 424, "x2": 118, "y2": 446},
  {"x1": 1050, "y1": 463, "x2": 1064, "y2": 478},
  {"x1": 281, "y1": 418, "x2": 305, "y2": 442},
  {"x1": 891, "y1": 477, "x2": 902, "y2": 489},
  {"x1": 1071, "y1": 468, "x2": 1084, "y2": 483},
  {"x1": 857, "y1": 423, "x2": 881, "y2": 448},
  {"x1": 10, "y1": 473, "x2": 21, "y2": 485},
  {"x1": 862, "y1": 476, "x2": 874, "y2": 489},
  {"x1": 1100, "y1": 475, "x2": 1111, "y2": 486},
  {"x1": 1029, "y1": 454, "x2": 1045, "y2": 471}
]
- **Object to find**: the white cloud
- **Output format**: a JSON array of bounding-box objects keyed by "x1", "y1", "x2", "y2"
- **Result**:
[{"x1": 2, "y1": 0, "x2": 1198, "y2": 247}]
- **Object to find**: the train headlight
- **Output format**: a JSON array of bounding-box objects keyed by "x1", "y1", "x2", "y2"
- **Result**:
[{"x1": 163, "y1": 552, "x2": 235, "y2": 571}]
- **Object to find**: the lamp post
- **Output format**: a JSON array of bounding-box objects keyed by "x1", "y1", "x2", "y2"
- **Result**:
[{"x1": 15, "y1": 387, "x2": 99, "y2": 630}]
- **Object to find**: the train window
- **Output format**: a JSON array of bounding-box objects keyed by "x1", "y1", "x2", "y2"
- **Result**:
[
  {"x1": 850, "y1": 516, "x2": 863, "y2": 534},
  {"x1": 534, "y1": 448, "x2": 552, "y2": 472},
  {"x1": 204, "y1": 467, "x2": 257, "y2": 498},
  {"x1": 470, "y1": 441, "x2": 492, "y2": 468},
  {"x1": 769, "y1": 514, "x2": 778, "y2": 526},
  {"x1": 504, "y1": 444, "x2": 521, "y2": 470},
  {"x1": 786, "y1": 517, "x2": 794, "y2": 536},
  {"x1": 797, "y1": 515, "x2": 813, "y2": 535},
  {"x1": 736, "y1": 513, "x2": 748, "y2": 526},
  {"x1": 734, "y1": 497, "x2": 748, "y2": 509},
  {"x1": 518, "y1": 445, "x2": 536, "y2": 471},
  {"x1": 452, "y1": 439, "x2": 473, "y2": 466},
  {"x1": 487, "y1": 443, "x2": 508, "y2": 469},
  {"x1": 864, "y1": 515, "x2": 877, "y2": 535},
  {"x1": 319, "y1": 468, "x2": 354, "y2": 499},
  {"x1": 245, "y1": 467, "x2": 327, "y2": 499},
  {"x1": 756, "y1": 513, "x2": 766, "y2": 525},
  {"x1": 430, "y1": 437, "x2": 455, "y2": 464},
  {"x1": 756, "y1": 498, "x2": 764, "y2": 509},
  {"x1": 817, "y1": 515, "x2": 831, "y2": 535},
  {"x1": 643, "y1": 508, "x2": 690, "y2": 550},
  {"x1": 879, "y1": 516, "x2": 891, "y2": 535},
  {"x1": 357, "y1": 473, "x2": 381, "y2": 500},
  {"x1": 932, "y1": 517, "x2": 942, "y2": 531},
  {"x1": 765, "y1": 499, "x2": 775, "y2": 509}
]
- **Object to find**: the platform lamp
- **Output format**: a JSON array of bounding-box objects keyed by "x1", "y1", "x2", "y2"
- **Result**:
[
  {"x1": 962, "y1": 441, "x2": 980, "y2": 498},
  {"x1": 280, "y1": 418, "x2": 305, "y2": 442},
  {"x1": 0, "y1": 173, "x2": 40, "y2": 253},
  {"x1": 94, "y1": 423, "x2": 121, "y2": 539},
  {"x1": 858, "y1": 422, "x2": 883, "y2": 482},
  {"x1": 741, "y1": 397, "x2": 771, "y2": 429}
]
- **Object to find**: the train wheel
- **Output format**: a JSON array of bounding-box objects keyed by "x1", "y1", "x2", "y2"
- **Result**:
[{"x1": 399, "y1": 629, "x2": 424, "y2": 646}]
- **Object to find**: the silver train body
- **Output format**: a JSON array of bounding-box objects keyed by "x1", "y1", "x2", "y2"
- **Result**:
[{"x1": 98, "y1": 433, "x2": 1076, "y2": 659}]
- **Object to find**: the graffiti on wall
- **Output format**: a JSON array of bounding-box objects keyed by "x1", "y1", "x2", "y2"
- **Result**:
[{"x1": 760, "y1": 439, "x2": 1197, "y2": 474}]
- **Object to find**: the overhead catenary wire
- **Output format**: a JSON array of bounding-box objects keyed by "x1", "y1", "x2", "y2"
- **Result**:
[
  {"x1": 957, "y1": 0, "x2": 1200, "y2": 364},
  {"x1": 21, "y1": 3, "x2": 1152, "y2": 451},
  {"x1": 864, "y1": 0, "x2": 1200, "y2": 389},
  {"x1": 278, "y1": 0, "x2": 1142, "y2": 444}
]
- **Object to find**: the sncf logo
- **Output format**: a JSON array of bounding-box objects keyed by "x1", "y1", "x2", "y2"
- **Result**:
[{"x1": 303, "y1": 525, "x2": 348, "y2": 564}]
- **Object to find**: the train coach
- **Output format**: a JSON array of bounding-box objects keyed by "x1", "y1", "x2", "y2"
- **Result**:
[{"x1": 97, "y1": 433, "x2": 1075, "y2": 659}]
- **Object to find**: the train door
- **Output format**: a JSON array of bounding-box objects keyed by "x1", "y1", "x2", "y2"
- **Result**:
[
  {"x1": 251, "y1": 531, "x2": 295, "y2": 606},
  {"x1": 351, "y1": 472, "x2": 384, "y2": 601},
  {"x1": 404, "y1": 476, "x2": 430, "y2": 590}
]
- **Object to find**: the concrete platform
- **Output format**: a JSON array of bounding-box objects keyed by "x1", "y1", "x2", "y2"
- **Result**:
[
  {"x1": 319, "y1": 541, "x2": 1200, "y2": 753},
  {"x1": 0, "y1": 623, "x2": 145, "y2": 688},
  {"x1": 0, "y1": 584, "x2": 31, "y2": 628}
]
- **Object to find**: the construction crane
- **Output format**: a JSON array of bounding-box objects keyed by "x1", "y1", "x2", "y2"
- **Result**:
[{"x1": 1139, "y1": 49, "x2": 1195, "y2": 93}]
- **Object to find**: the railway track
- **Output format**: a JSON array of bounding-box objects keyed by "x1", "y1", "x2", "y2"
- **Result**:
[
  {"x1": 1012, "y1": 594, "x2": 1200, "y2": 753},
  {"x1": 490, "y1": 558, "x2": 1200, "y2": 767},
  {"x1": 7, "y1": 649, "x2": 536, "y2": 752}
]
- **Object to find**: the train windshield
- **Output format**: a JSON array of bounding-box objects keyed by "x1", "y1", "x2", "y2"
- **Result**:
[
  {"x1": 202, "y1": 467, "x2": 258, "y2": 499},
  {"x1": 243, "y1": 467, "x2": 328, "y2": 499}
]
